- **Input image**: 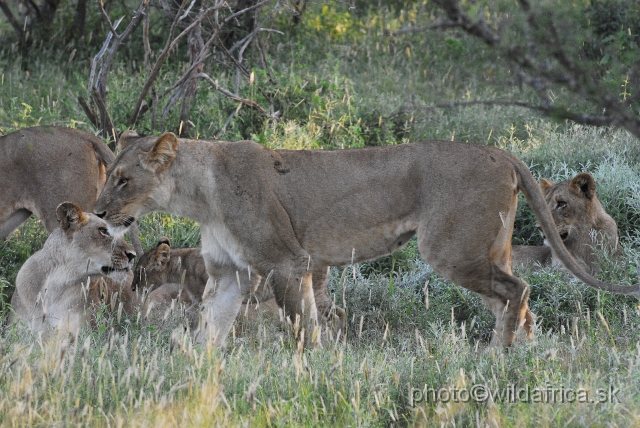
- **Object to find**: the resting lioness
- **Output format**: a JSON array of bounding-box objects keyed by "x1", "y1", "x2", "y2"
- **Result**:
[
  {"x1": 511, "y1": 172, "x2": 619, "y2": 275},
  {"x1": 0, "y1": 126, "x2": 142, "y2": 255},
  {"x1": 94, "y1": 133, "x2": 640, "y2": 347},
  {"x1": 132, "y1": 237, "x2": 345, "y2": 328},
  {"x1": 9, "y1": 202, "x2": 136, "y2": 335}
]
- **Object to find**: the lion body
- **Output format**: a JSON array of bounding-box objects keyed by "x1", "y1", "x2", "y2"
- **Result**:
[
  {"x1": 0, "y1": 126, "x2": 143, "y2": 255},
  {"x1": 0, "y1": 127, "x2": 113, "y2": 239},
  {"x1": 9, "y1": 203, "x2": 136, "y2": 335},
  {"x1": 95, "y1": 134, "x2": 639, "y2": 347}
]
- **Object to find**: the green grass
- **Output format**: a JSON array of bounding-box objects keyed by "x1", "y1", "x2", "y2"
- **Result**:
[{"x1": 2, "y1": 1, "x2": 640, "y2": 425}]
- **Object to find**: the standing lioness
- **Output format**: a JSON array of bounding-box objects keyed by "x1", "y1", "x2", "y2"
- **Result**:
[{"x1": 94, "y1": 133, "x2": 640, "y2": 347}]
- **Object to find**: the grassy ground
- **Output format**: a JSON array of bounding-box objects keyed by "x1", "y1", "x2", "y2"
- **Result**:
[{"x1": 2, "y1": 2, "x2": 640, "y2": 426}]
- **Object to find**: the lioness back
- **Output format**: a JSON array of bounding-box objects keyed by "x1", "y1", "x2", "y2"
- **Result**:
[{"x1": 0, "y1": 127, "x2": 113, "y2": 239}]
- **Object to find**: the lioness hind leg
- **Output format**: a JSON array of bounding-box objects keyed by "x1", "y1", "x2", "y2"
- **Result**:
[
  {"x1": 312, "y1": 266, "x2": 346, "y2": 332},
  {"x1": 478, "y1": 272, "x2": 531, "y2": 346}
]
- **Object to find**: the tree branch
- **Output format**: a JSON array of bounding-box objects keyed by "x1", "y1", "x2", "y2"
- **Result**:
[
  {"x1": 0, "y1": 0, "x2": 25, "y2": 41},
  {"x1": 126, "y1": 5, "x2": 221, "y2": 126},
  {"x1": 424, "y1": 99, "x2": 617, "y2": 127},
  {"x1": 387, "y1": 21, "x2": 459, "y2": 37}
]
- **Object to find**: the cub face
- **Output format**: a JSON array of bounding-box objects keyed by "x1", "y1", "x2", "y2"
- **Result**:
[
  {"x1": 57, "y1": 202, "x2": 136, "y2": 281},
  {"x1": 132, "y1": 237, "x2": 172, "y2": 291},
  {"x1": 94, "y1": 133, "x2": 178, "y2": 235}
]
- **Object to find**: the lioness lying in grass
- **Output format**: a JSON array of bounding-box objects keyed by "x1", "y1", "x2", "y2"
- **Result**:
[
  {"x1": 9, "y1": 202, "x2": 136, "y2": 335},
  {"x1": 512, "y1": 172, "x2": 619, "y2": 275}
]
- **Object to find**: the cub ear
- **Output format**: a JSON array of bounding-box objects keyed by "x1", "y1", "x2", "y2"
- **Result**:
[
  {"x1": 157, "y1": 236, "x2": 171, "y2": 248},
  {"x1": 118, "y1": 130, "x2": 140, "y2": 151},
  {"x1": 139, "y1": 132, "x2": 178, "y2": 172},
  {"x1": 570, "y1": 172, "x2": 596, "y2": 199},
  {"x1": 539, "y1": 178, "x2": 555, "y2": 194},
  {"x1": 56, "y1": 202, "x2": 88, "y2": 232}
]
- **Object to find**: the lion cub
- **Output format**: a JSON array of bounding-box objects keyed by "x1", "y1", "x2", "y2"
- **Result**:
[
  {"x1": 132, "y1": 238, "x2": 279, "y2": 322},
  {"x1": 9, "y1": 202, "x2": 136, "y2": 335},
  {"x1": 512, "y1": 172, "x2": 618, "y2": 274},
  {"x1": 133, "y1": 238, "x2": 338, "y2": 327}
]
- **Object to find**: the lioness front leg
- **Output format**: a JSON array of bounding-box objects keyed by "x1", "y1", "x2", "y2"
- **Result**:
[{"x1": 198, "y1": 264, "x2": 254, "y2": 346}]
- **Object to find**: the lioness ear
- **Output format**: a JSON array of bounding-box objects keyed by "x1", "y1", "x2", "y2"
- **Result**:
[
  {"x1": 56, "y1": 202, "x2": 88, "y2": 232},
  {"x1": 139, "y1": 132, "x2": 178, "y2": 172},
  {"x1": 539, "y1": 178, "x2": 554, "y2": 194},
  {"x1": 157, "y1": 237, "x2": 171, "y2": 248},
  {"x1": 570, "y1": 172, "x2": 596, "y2": 199},
  {"x1": 118, "y1": 130, "x2": 140, "y2": 151}
]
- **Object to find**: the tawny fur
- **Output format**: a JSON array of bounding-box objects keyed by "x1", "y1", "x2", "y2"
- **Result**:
[
  {"x1": 9, "y1": 202, "x2": 136, "y2": 335},
  {"x1": 94, "y1": 133, "x2": 640, "y2": 348},
  {"x1": 511, "y1": 172, "x2": 619, "y2": 275},
  {"x1": 0, "y1": 126, "x2": 143, "y2": 255},
  {"x1": 132, "y1": 237, "x2": 345, "y2": 329}
]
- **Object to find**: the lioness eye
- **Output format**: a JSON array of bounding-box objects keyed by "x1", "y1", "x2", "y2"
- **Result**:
[
  {"x1": 556, "y1": 200, "x2": 567, "y2": 209},
  {"x1": 99, "y1": 227, "x2": 110, "y2": 237},
  {"x1": 117, "y1": 177, "x2": 128, "y2": 187}
]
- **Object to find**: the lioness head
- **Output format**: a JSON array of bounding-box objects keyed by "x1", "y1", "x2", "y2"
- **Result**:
[
  {"x1": 132, "y1": 237, "x2": 172, "y2": 291},
  {"x1": 94, "y1": 132, "x2": 178, "y2": 234},
  {"x1": 539, "y1": 172, "x2": 618, "y2": 268},
  {"x1": 57, "y1": 201, "x2": 136, "y2": 280}
]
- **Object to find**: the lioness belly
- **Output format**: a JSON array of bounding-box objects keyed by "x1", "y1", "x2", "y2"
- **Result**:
[{"x1": 306, "y1": 222, "x2": 418, "y2": 265}]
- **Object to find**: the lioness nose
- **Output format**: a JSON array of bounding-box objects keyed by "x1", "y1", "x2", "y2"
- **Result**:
[
  {"x1": 126, "y1": 250, "x2": 137, "y2": 262},
  {"x1": 95, "y1": 211, "x2": 106, "y2": 219}
]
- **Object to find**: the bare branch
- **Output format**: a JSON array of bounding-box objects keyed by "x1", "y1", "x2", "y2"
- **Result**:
[
  {"x1": 223, "y1": 0, "x2": 272, "y2": 24},
  {"x1": 126, "y1": 5, "x2": 221, "y2": 126},
  {"x1": 143, "y1": 2, "x2": 151, "y2": 75},
  {"x1": 424, "y1": 99, "x2": 618, "y2": 128},
  {"x1": 434, "y1": 0, "x2": 500, "y2": 46},
  {"x1": 78, "y1": 96, "x2": 99, "y2": 128}
]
